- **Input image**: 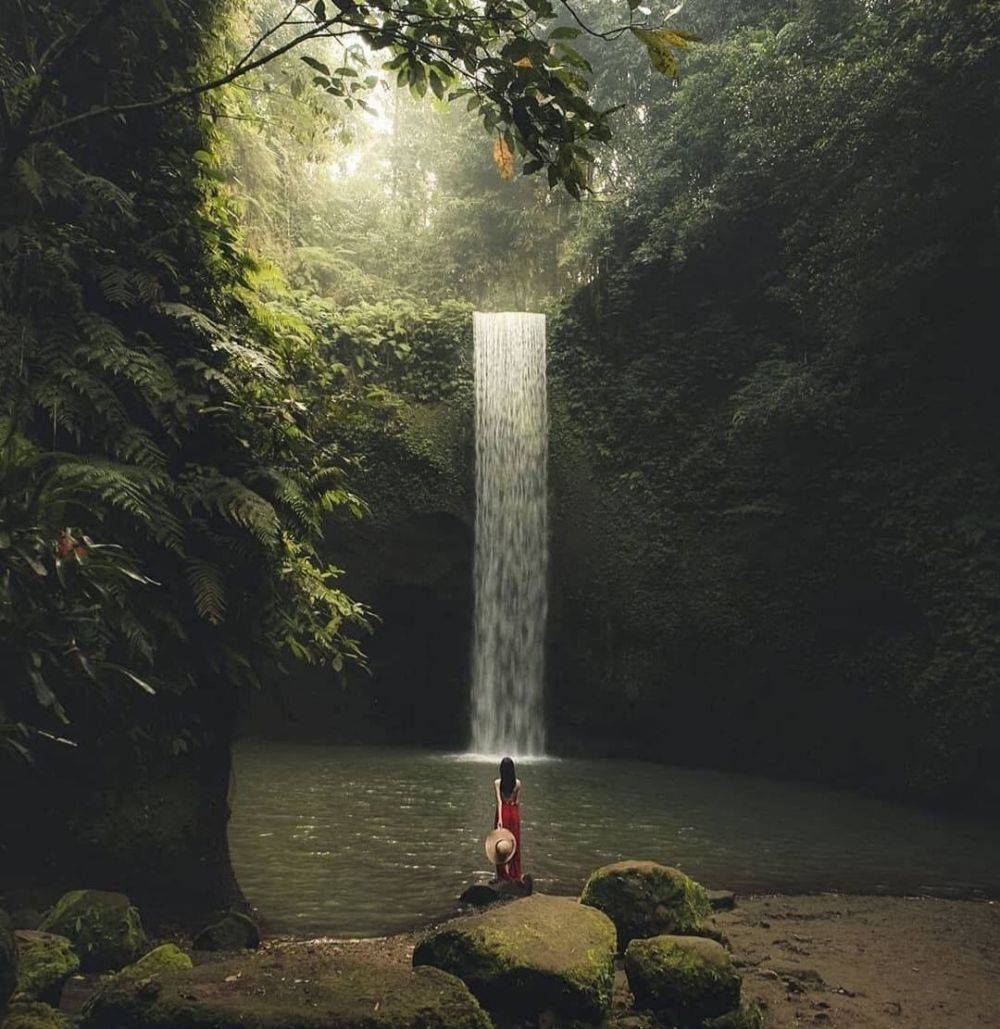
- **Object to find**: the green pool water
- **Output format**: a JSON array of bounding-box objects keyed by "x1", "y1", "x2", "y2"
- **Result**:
[{"x1": 228, "y1": 741, "x2": 1000, "y2": 937}]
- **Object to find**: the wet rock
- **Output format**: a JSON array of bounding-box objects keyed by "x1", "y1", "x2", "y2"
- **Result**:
[
  {"x1": 13, "y1": 931, "x2": 79, "y2": 1005},
  {"x1": 0, "y1": 915, "x2": 17, "y2": 1016},
  {"x1": 708, "y1": 890, "x2": 737, "y2": 912},
  {"x1": 119, "y1": 943, "x2": 193, "y2": 978},
  {"x1": 79, "y1": 947, "x2": 491, "y2": 1029},
  {"x1": 580, "y1": 861, "x2": 712, "y2": 948},
  {"x1": 192, "y1": 911, "x2": 260, "y2": 952},
  {"x1": 413, "y1": 893, "x2": 616, "y2": 1024},
  {"x1": 502, "y1": 874, "x2": 533, "y2": 897},
  {"x1": 459, "y1": 884, "x2": 501, "y2": 907},
  {"x1": 38, "y1": 891, "x2": 145, "y2": 972},
  {"x1": 2, "y1": 1000, "x2": 72, "y2": 1028},
  {"x1": 625, "y1": 935, "x2": 741, "y2": 1028}
]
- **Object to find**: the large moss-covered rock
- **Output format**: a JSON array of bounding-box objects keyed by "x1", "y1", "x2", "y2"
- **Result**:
[
  {"x1": 119, "y1": 943, "x2": 193, "y2": 978},
  {"x1": 580, "y1": 861, "x2": 711, "y2": 948},
  {"x1": 80, "y1": 947, "x2": 490, "y2": 1029},
  {"x1": 625, "y1": 935, "x2": 740, "y2": 1027},
  {"x1": 413, "y1": 893, "x2": 616, "y2": 1024},
  {"x1": 2, "y1": 1001, "x2": 72, "y2": 1029},
  {"x1": 38, "y1": 890, "x2": 146, "y2": 972},
  {"x1": 0, "y1": 917, "x2": 17, "y2": 1016},
  {"x1": 192, "y1": 911, "x2": 259, "y2": 951},
  {"x1": 13, "y1": 931, "x2": 79, "y2": 1005}
]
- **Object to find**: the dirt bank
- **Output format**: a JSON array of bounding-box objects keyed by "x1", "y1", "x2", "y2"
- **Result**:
[
  {"x1": 296, "y1": 894, "x2": 1000, "y2": 1028},
  {"x1": 59, "y1": 893, "x2": 1000, "y2": 1027},
  {"x1": 713, "y1": 894, "x2": 1000, "y2": 1028}
]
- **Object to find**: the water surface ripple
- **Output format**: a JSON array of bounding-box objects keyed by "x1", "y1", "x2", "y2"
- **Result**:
[{"x1": 229, "y1": 742, "x2": 1000, "y2": 936}]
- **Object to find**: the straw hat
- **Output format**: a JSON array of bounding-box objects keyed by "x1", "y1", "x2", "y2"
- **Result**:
[{"x1": 485, "y1": 827, "x2": 517, "y2": 865}]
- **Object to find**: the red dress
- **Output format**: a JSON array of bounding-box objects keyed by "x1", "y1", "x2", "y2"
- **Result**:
[{"x1": 495, "y1": 792, "x2": 522, "y2": 882}]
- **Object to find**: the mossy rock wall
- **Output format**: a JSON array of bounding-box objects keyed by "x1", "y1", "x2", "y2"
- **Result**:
[
  {"x1": 1, "y1": 678, "x2": 244, "y2": 930},
  {"x1": 240, "y1": 397, "x2": 476, "y2": 748}
]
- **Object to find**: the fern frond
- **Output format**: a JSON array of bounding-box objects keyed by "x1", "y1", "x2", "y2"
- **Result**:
[{"x1": 185, "y1": 558, "x2": 227, "y2": 624}]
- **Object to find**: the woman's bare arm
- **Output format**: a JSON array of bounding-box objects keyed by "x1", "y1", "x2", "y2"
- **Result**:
[{"x1": 494, "y1": 778, "x2": 503, "y2": 827}]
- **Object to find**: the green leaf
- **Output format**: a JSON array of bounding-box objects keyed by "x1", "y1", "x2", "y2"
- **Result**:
[{"x1": 300, "y1": 55, "x2": 332, "y2": 76}]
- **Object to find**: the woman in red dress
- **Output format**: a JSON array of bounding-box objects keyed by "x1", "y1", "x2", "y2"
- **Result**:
[{"x1": 493, "y1": 756, "x2": 523, "y2": 882}]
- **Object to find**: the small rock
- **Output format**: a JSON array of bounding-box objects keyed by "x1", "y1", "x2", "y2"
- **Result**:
[
  {"x1": 38, "y1": 890, "x2": 146, "y2": 973},
  {"x1": 459, "y1": 884, "x2": 500, "y2": 907},
  {"x1": 14, "y1": 931, "x2": 79, "y2": 1005},
  {"x1": 192, "y1": 911, "x2": 260, "y2": 952},
  {"x1": 708, "y1": 890, "x2": 737, "y2": 912},
  {"x1": 625, "y1": 934, "x2": 741, "y2": 1028}
]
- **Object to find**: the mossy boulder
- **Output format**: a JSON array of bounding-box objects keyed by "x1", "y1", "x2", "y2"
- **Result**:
[
  {"x1": 625, "y1": 935, "x2": 740, "y2": 1027},
  {"x1": 119, "y1": 943, "x2": 193, "y2": 978},
  {"x1": 413, "y1": 893, "x2": 616, "y2": 1024},
  {"x1": 13, "y1": 931, "x2": 79, "y2": 1005},
  {"x1": 0, "y1": 917, "x2": 17, "y2": 1016},
  {"x1": 79, "y1": 946, "x2": 491, "y2": 1029},
  {"x1": 580, "y1": 861, "x2": 711, "y2": 948},
  {"x1": 38, "y1": 890, "x2": 145, "y2": 972},
  {"x1": 192, "y1": 911, "x2": 260, "y2": 951},
  {"x1": 2, "y1": 1001, "x2": 72, "y2": 1029}
]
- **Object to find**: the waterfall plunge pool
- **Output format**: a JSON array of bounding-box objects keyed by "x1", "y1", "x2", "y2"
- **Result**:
[{"x1": 228, "y1": 741, "x2": 1000, "y2": 937}]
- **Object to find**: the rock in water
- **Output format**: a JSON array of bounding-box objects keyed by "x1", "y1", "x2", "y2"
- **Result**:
[
  {"x1": 14, "y1": 931, "x2": 79, "y2": 1005},
  {"x1": 118, "y1": 943, "x2": 193, "y2": 978},
  {"x1": 79, "y1": 947, "x2": 491, "y2": 1029},
  {"x1": 0, "y1": 915, "x2": 17, "y2": 1016},
  {"x1": 38, "y1": 891, "x2": 145, "y2": 972},
  {"x1": 2, "y1": 1001, "x2": 72, "y2": 1028},
  {"x1": 580, "y1": 861, "x2": 711, "y2": 948},
  {"x1": 625, "y1": 935, "x2": 741, "y2": 1027},
  {"x1": 413, "y1": 893, "x2": 616, "y2": 1024},
  {"x1": 192, "y1": 911, "x2": 260, "y2": 951},
  {"x1": 459, "y1": 884, "x2": 500, "y2": 907}
]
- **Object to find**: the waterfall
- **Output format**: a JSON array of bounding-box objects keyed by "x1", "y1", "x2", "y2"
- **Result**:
[{"x1": 470, "y1": 312, "x2": 548, "y2": 757}]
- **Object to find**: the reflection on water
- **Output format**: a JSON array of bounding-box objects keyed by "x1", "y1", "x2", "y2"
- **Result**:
[{"x1": 229, "y1": 741, "x2": 1000, "y2": 937}]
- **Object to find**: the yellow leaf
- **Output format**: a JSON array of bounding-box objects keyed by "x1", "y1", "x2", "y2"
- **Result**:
[
  {"x1": 492, "y1": 137, "x2": 515, "y2": 181},
  {"x1": 514, "y1": 56, "x2": 533, "y2": 68},
  {"x1": 631, "y1": 26, "x2": 695, "y2": 80}
]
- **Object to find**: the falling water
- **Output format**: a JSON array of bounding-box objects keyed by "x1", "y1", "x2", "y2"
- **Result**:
[{"x1": 470, "y1": 312, "x2": 548, "y2": 757}]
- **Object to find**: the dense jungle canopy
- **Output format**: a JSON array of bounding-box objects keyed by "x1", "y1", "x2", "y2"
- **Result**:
[{"x1": 1, "y1": 0, "x2": 999, "y2": 909}]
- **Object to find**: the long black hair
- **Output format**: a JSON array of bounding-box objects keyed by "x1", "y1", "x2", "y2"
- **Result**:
[{"x1": 499, "y1": 756, "x2": 516, "y2": 798}]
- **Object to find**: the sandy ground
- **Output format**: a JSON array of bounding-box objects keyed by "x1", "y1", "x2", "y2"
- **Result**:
[
  {"x1": 59, "y1": 894, "x2": 1000, "y2": 1027},
  {"x1": 291, "y1": 894, "x2": 1000, "y2": 1029},
  {"x1": 713, "y1": 894, "x2": 1000, "y2": 1028}
]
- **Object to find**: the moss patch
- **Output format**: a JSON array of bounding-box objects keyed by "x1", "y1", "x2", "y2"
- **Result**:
[
  {"x1": 581, "y1": 861, "x2": 712, "y2": 948},
  {"x1": 625, "y1": 935, "x2": 740, "y2": 1028},
  {"x1": 119, "y1": 943, "x2": 193, "y2": 978},
  {"x1": 413, "y1": 893, "x2": 616, "y2": 1024},
  {"x1": 13, "y1": 932, "x2": 79, "y2": 1005},
  {"x1": 2, "y1": 1001, "x2": 72, "y2": 1029},
  {"x1": 38, "y1": 890, "x2": 146, "y2": 973}
]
